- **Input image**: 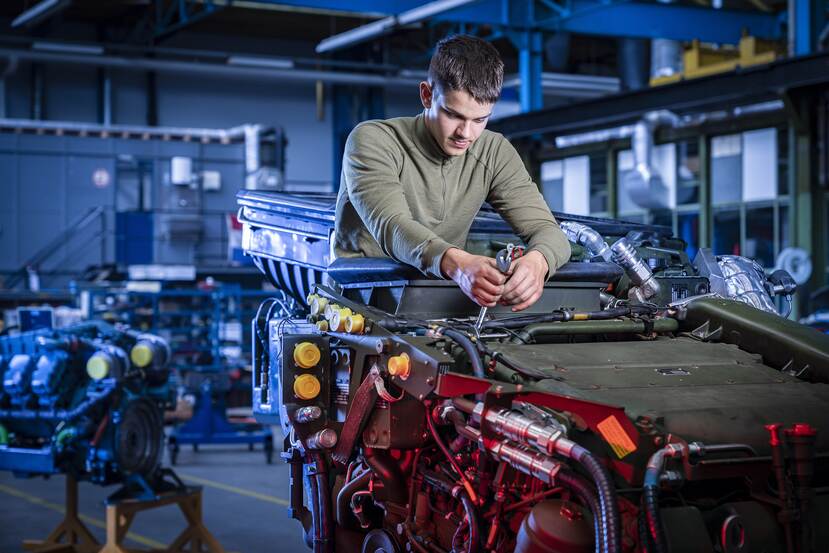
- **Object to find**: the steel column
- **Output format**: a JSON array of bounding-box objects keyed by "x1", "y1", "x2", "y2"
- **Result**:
[{"x1": 518, "y1": 31, "x2": 543, "y2": 112}]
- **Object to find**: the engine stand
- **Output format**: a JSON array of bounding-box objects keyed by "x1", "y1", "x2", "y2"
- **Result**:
[
  {"x1": 22, "y1": 474, "x2": 100, "y2": 553},
  {"x1": 22, "y1": 471, "x2": 225, "y2": 553},
  {"x1": 99, "y1": 483, "x2": 225, "y2": 553}
]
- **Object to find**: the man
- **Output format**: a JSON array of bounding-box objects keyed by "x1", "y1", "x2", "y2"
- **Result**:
[{"x1": 333, "y1": 35, "x2": 570, "y2": 312}]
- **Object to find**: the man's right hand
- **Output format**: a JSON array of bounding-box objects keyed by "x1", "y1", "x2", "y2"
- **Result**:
[{"x1": 440, "y1": 248, "x2": 506, "y2": 307}]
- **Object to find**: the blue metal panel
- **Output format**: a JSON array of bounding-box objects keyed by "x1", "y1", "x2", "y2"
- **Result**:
[
  {"x1": 538, "y1": 0, "x2": 782, "y2": 42},
  {"x1": 116, "y1": 211, "x2": 153, "y2": 265},
  {"x1": 112, "y1": 138, "x2": 156, "y2": 156},
  {"x1": 0, "y1": 153, "x2": 19, "y2": 268},
  {"x1": 18, "y1": 134, "x2": 66, "y2": 153},
  {"x1": 0, "y1": 134, "x2": 18, "y2": 151},
  {"x1": 19, "y1": 154, "x2": 64, "y2": 212},
  {"x1": 68, "y1": 136, "x2": 115, "y2": 155},
  {"x1": 441, "y1": 0, "x2": 780, "y2": 42},
  {"x1": 202, "y1": 142, "x2": 245, "y2": 161}
]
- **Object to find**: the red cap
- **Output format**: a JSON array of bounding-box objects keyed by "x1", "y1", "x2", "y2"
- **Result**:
[
  {"x1": 765, "y1": 423, "x2": 781, "y2": 446},
  {"x1": 785, "y1": 423, "x2": 817, "y2": 437}
]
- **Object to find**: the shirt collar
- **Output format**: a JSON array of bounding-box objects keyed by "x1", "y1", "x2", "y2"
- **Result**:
[{"x1": 414, "y1": 113, "x2": 456, "y2": 164}]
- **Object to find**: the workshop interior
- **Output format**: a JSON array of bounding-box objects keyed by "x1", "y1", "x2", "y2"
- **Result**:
[{"x1": 1, "y1": 1, "x2": 829, "y2": 553}]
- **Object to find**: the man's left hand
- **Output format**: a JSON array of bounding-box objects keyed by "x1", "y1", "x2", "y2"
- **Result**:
[{"x1": 500, "y1": 250, "x2": 548, "y2": 312}]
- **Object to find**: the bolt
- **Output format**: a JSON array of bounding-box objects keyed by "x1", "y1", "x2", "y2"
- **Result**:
[
  {"x1": 653, "y1": 436, "x2": 664, "y2": 446},
  {"x1": 397, "y1": 524, "x2": 404, "y2": 535},
  {"x1": 426, "y1": 376, "x2": 435, "y2": 386}
]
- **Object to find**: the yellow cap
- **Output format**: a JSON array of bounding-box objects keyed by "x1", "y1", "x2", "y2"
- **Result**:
[
  {"x1": 86, "y1": 354, "x2": 110, "y2": 380},
  {"x1": 130, "y1": 343, "x2": 153, "y2": 368},
  {"x1": 306, "y1": 293, "x2": 318, "y2": 304},
  {"x1": 315, "y1": 320, "x2": 329, "y2": 332},
  {"x1": 293, "y1": 342, "x2": 321, "y2": 369},
  {"x1": 387, "y1": 353, "x2": 411, "y2": 380},
  {"x1": 293, "y1": 374, "x2": 321, "y2": 400},
  {"x1": 310, "y1": 296, "x2": 329, "y2": 316},
  {"x1": 330, "y1": 308, "x2": 352, "y2": 332},
  {"x1": 345, "y1": 314, "x2": 365, "y2": 334}
]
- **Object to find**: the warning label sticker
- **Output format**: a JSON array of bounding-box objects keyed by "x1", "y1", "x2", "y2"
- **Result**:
[{"x1": 597, "y1": 415, "x2": 638, "y2": 459}]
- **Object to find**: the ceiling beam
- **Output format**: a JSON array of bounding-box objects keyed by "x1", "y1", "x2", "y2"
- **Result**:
[{"x1": 11, "y1": 0, "x2": 72, "y2": 28}]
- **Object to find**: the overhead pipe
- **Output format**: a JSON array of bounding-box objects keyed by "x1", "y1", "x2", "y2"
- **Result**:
[
  {"x1": 315, "y1": 0, "x2": 478, "y2": 54},
  {"x1": 0, "y1": 47, "x2": 422, "y2": 89}
]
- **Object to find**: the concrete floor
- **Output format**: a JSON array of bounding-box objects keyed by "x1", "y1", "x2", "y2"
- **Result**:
[{"x1": 0, "y1": 442, "x2": 310, "y2": 553}]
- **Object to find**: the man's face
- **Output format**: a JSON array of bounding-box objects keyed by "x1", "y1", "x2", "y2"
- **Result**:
[{"x1": 420, "y1": 82, "x2": 493, "y2": 156}]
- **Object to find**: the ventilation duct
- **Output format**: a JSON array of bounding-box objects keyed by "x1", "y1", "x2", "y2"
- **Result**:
[{"x1": 622, "y1": 110, "x2": 678, "y2": 210}]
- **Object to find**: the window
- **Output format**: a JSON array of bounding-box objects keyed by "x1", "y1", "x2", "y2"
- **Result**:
[
  {"x1": 540, "y1": 154, "x2": 604, "y2": 217},
  {"x1": 710, "y1": 128, "x2": 787, "y2": 269}
]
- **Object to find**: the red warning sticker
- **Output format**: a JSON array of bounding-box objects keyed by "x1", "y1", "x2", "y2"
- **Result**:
[{"x1": 597, "y1": 415, "x2": 637, "y2": 459}]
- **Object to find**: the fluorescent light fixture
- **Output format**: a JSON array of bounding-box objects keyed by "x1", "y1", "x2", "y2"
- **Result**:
[
  {"x1": 33, "y1": 41, "x2": 104, "y2": 55},
  {"x1": 12, "y1": 0, "x2": 71, "y2": 28},
  {"x1": 227, "y1": 55, "x2": 294, "y2": 69}
]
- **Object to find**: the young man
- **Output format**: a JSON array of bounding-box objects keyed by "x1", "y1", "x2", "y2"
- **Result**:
[{"x1": 333, "y1": 35, "x2": 570, "y2": 311}]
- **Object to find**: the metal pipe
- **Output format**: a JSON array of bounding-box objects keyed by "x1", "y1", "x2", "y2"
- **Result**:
[
  {"x1": 511, "y1": 318, "x2": 678, "y2": 344},
  {"x1": 560, "y1": 221, "x2": 612, "y2": 261},
  {"x1": 611, "y1": 238, "x2": 661, "y2": 302},
  {"x1": 315, "y1": 0, "x2": 477, "y2": 54},
  {"x1": 0, "y1": 47, "x2": 422, "y2": 89}
]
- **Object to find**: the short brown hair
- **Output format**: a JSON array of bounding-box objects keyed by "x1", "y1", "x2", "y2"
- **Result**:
[{"x1": 428, "y1": 35, "x2": 504, "y2": 104}]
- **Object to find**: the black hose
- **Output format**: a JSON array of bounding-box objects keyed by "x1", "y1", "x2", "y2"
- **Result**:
[
  {"x1": 557, "y1": 470, "x2": 603, "y2": 553},
  {"x1": 637, "y1": 507, "x2": 652, "y2": 553},
  {"x1": 336, "y1": 470, "x2": 371, "y2": 527},
  {"x1": 642, "y1": 486, "x2": 667, "y2": 553},
  {"x1": 309, "y1": 453, "x2": 334, "y2": 553},
  {"x1": 440, "y1": 328, "x2": 486, "y2": 379},
  {"x1": 571, "y1": 446, "x2": 622, "y2": 553}
]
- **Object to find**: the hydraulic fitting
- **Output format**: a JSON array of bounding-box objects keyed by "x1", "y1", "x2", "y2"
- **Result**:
[
  {"x1": 610, "y1": 237, "x2": 661, "y2": 302},
  {"x1": 307, "y1": 428, "x2": 338, "y2": 449},
  {"x1": 294, "y1": 405, "x2": 323, "y2": 423}
]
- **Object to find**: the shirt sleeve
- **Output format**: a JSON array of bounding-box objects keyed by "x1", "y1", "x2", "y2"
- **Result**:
[
  {"x1": 343, "y1": 123, "x2": 454, "y2": 277},
  {"x1": 486, "y1": 136, "x2": 571, "y2": 279}
]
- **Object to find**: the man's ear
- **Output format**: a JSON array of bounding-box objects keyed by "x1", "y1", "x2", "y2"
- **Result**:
[{"x1": 419, "y1": 81, "x2": 433, "y2": 109}]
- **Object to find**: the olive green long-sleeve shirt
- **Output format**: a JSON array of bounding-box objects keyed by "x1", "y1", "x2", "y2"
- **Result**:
[{"x1": 333, "y1": 114, "x2": 571, "y2": 278}]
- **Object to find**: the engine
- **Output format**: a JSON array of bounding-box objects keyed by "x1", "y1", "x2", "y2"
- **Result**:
[
  {"x1": 239, "y1": 191, "x2": 829, "y2": 553},
  {"x1": 0, "y1": 321, "x2": 173, "y2": 485}
]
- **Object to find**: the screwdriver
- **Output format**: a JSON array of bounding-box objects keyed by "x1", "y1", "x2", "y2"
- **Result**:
[{"x1": 474, "y1": 243, "x2": 523, "y2": 331}]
